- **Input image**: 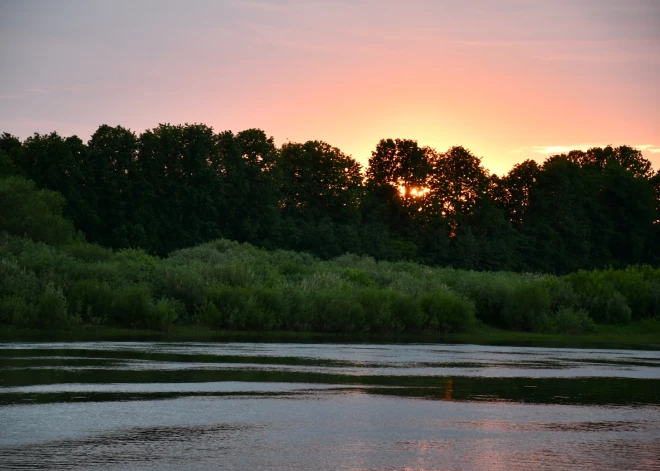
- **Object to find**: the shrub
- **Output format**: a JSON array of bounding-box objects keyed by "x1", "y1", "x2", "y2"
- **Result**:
[
  {"x1": 309, "y1": 289, "x2": 366, "y2": 332},
  {"x1": 603, "y1": 291, "x2": 632, "y2": 324},
  {"x1": 152, "y1": 263, "x2": 209, "y2": 318},
  {"x1": 202, "y1": 285, "x2": 249, "y2": 329},
  {"x1": 68, "y1": 279, "x2": 114, "y2": 324},
  {"x1": 36, "y1": 283, "x2": 77, "y2": 329},
  {"x1": 111, "y1": 284, "x2": 153, "y2": 327},
  {"x1": 0, "y1": 259, "x2": 41, "y2": 300},
  {"x1": 198, "y1": 299, "x2": 223, "y2": 329},
  {"x1": 279, "y1": 288, "x2": 313, "y2": 331},
  {"x1": 554, "y1": 307, "x2": 596, "y2": 334},
  {"x1": 0, "y1": 176, "x2": 74, "y2": 245},
  {"x1": 390, "y1": 292, "x2": 425, "y2": 332},
  {"x1": 502, "y1": 282, "x2": 551, "y2": 331},
  {"x1": 358, "y1": 289, "x2": 399, "y2": 332},
  {"x1": 541, "y1": 277, "x2": 581, "y2": 312},
  {"x1": 60, "y1": 242, "x2": 114, "y2": 262},
  {"x1": 146, "y1": 299, "x2": 178, "y2": 331},
  {"x1": 418, "y1": 290, "x2": 477, "y2": 333},
  {"x1": 453, "y1": 273, "x2": 515, "y2": 326},
  {"x1": 341, "y1": 269, "x2": 375, "y2": 288},
  {"x1": 277, "y1": 260, "x2": 312, "y2": 279},
  {"x1": 0, "y1": 295, "x2": 38, "y2": 327}
]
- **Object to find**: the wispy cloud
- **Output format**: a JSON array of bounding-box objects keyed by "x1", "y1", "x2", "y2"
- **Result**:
[
  {"x1": 0, "y1": 84, "x2": 88, "y2": 101},
  {"x1": 636, "y1": 144, "x2": 660, "y2": 154},
  {"x1": 512, "y1": 144, "x2": 660, "y2": 156}
]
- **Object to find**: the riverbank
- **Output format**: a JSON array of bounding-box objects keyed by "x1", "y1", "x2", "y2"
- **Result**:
[{"x1": 2, "y1": 321, "x2": 659, "y2": 350}]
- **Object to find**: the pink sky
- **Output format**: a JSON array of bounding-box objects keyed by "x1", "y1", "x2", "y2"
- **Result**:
[{"x1": 1, "y1": 0, "x2": 658, "y2": 175}]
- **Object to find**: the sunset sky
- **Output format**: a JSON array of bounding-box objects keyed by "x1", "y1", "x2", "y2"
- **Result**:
[{"x1": 1, "y1": 0, "x2": 658, "y2": 175}]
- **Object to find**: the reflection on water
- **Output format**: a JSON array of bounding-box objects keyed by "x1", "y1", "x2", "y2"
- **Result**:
[{"x1": 0, "y1": 342, "x2": 659, "y2": 470}]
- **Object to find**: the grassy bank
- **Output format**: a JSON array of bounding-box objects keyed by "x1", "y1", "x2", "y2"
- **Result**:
[
  {"x1": 2, "y1": 235, "x2": 660, "y2": 340},
  {"x1": 2, "y1": 321, "x2": 659, "y2": 350}
]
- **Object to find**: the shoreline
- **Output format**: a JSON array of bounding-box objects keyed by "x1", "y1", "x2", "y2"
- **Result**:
[{"x1": 2, "y1": 324, "x2": 659, "y2": 350}]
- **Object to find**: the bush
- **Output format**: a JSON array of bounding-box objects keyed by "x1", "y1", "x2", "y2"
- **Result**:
[
  {"x1": 0, "y1": 176, "x2": 75, "y2": 245},
  {"x1": 202, "y1": 285, "x2": 250, "y2": 329},
  {"x1": 452, "y1": 273, "x2": 515, "y2": 326},
  {"x1": 342, "y1": 269, "x2": 375, "y2": 287},
  {"x1": 60, "y1": 242, "x2": 114, "y2": 262},
  {"x1": 0, "y1": 259, "x2": 41, "y2": 300},
  {"x1": 502, "y1": 282, "x2": 551, "y2": 331},
  {"x1": 68, "y1": 279, "x2": 114, "y2": 324},
  {"x1": 603, "y1": 291, "x2": 632, "y2": 324},
  {"x1": 554, "y1": 307, "x2": 596, "y2": 334},
  {"x1": 390, "y1": 292, "x2": 425, "y2": 332},
  {"x1": 111, "y1": 284, "x2": 153, "y2": 327},
  {"x1": 418, "y1": 290, "x2": 477, "y2": 333},
  {"x1": 0, "y1": 295, "x2": 38, "y2": 327},
  {"x1": 36, "y1": 283, "x2": 77, "y2": 329},
  {"x1": 279, "y1": 288, "x2": 313, "y2": 331},
  {"x1": 152, "y1": 263, "x2": 209, "y2": 318},
  {"x1": 358, "y1": 289, "x2": 400, "y2": 332},
  {"x1": 309, "y1": 289, "x2": 366, "y2": 332},
  {"x1": 541, "y1": 277, "x2": 581, "y2": 312},
  {"x1": 147, "y1": 299, "x2": 178, "y2": 331}
]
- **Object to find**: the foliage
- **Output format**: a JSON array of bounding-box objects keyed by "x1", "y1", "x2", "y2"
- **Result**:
[
  {"x1": 0, "y1": 176, "x2": 74, "y2": 244},
  {"x1": 0, "y1": 128, "x2": 658, "y2": 333}
]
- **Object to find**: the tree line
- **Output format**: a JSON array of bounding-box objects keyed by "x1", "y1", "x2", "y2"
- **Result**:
[{"x1": 1, "y1": 124, "x2": 658, "y2": 273}]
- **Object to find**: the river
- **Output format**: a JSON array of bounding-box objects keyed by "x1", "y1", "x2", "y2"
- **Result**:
[{"x1": 1, "y1": 342, "x2": 659, "y2": 470}]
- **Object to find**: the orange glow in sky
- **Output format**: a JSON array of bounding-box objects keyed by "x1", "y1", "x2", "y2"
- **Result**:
[{"x1": 1, "y1": 1, "x2": 658, "y2": 176}]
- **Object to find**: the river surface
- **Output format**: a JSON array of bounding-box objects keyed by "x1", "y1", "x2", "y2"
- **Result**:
[{"x1": 1, "y1": 342, "x2": 659, "y2": 470}]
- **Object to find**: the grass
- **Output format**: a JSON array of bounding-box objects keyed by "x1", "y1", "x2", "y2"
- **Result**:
[{"x1": 1, "y1": 322, "x2": 658, "y2": 350}]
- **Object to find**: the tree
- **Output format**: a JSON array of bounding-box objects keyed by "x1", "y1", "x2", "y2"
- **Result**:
[
  {"x1": 0, "y1": 176, "x2": 74, "y2": 245},
  {"x1": 278, "y1": 140, "x2": 363, "y2": 223},
  {"x1": 427, "y1": 146, "x2": 490, "y2": 231},
  {"x1": 493, "y1": 159, "x2": 540, "y2": 225},
  {"x1": 217, "y1": 128, "x2": 280, "y2": 244}
]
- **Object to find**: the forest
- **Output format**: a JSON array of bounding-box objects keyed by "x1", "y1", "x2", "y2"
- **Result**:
[{"x1": 1, "y1": 124, "x2": 659, "y2": 334}]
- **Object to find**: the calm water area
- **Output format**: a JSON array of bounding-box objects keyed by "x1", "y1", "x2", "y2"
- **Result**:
[{"x1": 1, "y1": 341, "x2": 659, "y2": 470}]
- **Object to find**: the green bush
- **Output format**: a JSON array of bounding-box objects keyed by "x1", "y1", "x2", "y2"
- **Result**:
[
  {"x1": 453, "y1": 273, "x2": 515, "y2": 326},
  {"x1": 152, "y1": 263, "x2": 209, "y2": 318},
  {"x1": 111, "y1": 284, "x2": 153, "y2": 327},
  {"x1": 68, "y1": 279, "x2": 114, "y2": 324},
  {"x1": 60, "y1": 242, "x2": 114, "y2": 262},
  {"x1": 202, "y1": 285, "x2": 249, "y2": 328},
  {"x1": 418, "y1": 290, "x2": 477, "y2": 333},
  {"x1": 501, "y1": 282, "x2": 552, "y2": 331},
  {"x1": 602, "y1": 291, "x2": 632, "y2": 324},
  {"x1": 342, "y1": 269, "x2": 375, "y2": 287},
  {"x1": 277, "y1": 260, "x2": 312, "y2": 279},
  {"x1": 147, "y1": 298, "x2": 178, "y2": 331},
  {"x1": 358, "y1": 289, "x2": 400, "y2": 332},
  {"x1": 0, "y1": 259, "x2": 41, "y2": 300},
  {"x1": 554, "y1": 307, "x2": 596, "y2": 334},
  {"x1": 309, "y1": 289, "x2": 366, "y2": 332},
  {"x1": 390, "y1": 291, "x2": 425, "y2": 332},
  {"x1": 279, "y1": 288, "x2": 313, "y2": 331},
  {"x1": 36, "y1": 283, "x2": 77, "y2": 329},
  {"x1": 0, "y1": 295, "x2": 38, "y2": 327},
  {"x1": 541, "y1": 277, "x2": 581, "y2": 312},
  {"x1": 0, "y1": 176, "x2": 75, "y2": 245}
]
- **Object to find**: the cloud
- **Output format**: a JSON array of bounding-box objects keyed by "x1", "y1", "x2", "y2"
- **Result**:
[
  {"x1": 512, "y1": 144, "x2": 660, "y2": 156},
  {"x1": 530, "y1": 145, "x2": 604, "y2": 154},
  {"x1": 636, "y1": 145, "x2": 660, "y2": 154}
]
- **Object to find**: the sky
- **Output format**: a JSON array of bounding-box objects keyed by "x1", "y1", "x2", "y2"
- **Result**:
[{"x1": 1, "y1": 0, "x2": 659, "y2": 175}]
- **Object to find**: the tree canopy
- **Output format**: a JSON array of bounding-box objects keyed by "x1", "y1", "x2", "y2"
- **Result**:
[{"x1": 2, "y1": 124, "x2": 658, "y2": 273}]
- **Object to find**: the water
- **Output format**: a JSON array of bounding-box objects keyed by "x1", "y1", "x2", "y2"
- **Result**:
[{"x1": 1, "y1": 342, "x2": 659, "y2": 470}]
